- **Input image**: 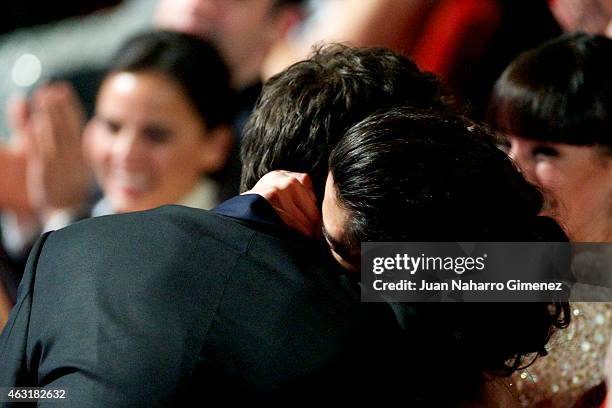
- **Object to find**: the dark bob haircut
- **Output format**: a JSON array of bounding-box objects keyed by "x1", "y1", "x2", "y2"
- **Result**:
[
  {"x1": 109, "y1": 30, "x2": 235, "y2": 131},
  {"x1": 489, "y1": 32, "x2": 612, "y2": 148}
]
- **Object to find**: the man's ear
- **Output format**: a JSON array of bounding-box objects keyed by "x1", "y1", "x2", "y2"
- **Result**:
[{"x1": 198, "y1": 125, "x2": 234, "y2": 173}]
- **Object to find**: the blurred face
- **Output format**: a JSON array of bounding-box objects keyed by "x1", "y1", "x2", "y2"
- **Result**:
[
  {"x1": 506, "y1": 136, "x2": 612, "y2": 240},
  {"x1": 322, "y1": 173, "x2": 361, "y2": 271},
  {"x1": 84, "y1": 71, "x2": 224, "y2": 213},
  {"x1": 155, "y1": 0, "x2": 292, "y2": 86},
  {"x1": 548, "y1": 0, "x2": 612, "y2": 34}
]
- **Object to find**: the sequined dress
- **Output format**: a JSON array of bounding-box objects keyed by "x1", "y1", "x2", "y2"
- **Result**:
[{"x1": 514, "y1": 302, "x2": 611, "y2": 407}]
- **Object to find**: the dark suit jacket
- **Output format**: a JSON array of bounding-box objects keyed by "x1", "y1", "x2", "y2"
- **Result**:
[{"x1": 0, "y1": 201, "x2": 406, "y2": 406}]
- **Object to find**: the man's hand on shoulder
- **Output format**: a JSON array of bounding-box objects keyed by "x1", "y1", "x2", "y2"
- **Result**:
[{"x1": 244, "y1": 170, "x2": 321, "y2": 238}]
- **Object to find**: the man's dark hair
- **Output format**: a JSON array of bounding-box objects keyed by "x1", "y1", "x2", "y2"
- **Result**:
[
  {"x1": 110, "y1": 30, "x2": 234, "y2": 131},
  {"x1": 489, "y1": 32, "x2": 612, "y2": 148},
  {"x1": 329, "y1": 106, "x2": 570, "y2": 405},
  {"x1": 240, "y1": 44, "x2": 455, "y2": 200}
]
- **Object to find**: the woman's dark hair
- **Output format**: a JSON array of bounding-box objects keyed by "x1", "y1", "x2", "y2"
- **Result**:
[
  {"x1": 331, "y1": 108, "x2": 565, "y2": 245},
  {"x1": 329, "y1": 107, "x2": 570, "y2": 405},
  {"x1": 109, "y1": 30, "x2": 234, "y2": 131},
  {"x1": 489, "y1": 32, "x2": 612, "y2": 148}
]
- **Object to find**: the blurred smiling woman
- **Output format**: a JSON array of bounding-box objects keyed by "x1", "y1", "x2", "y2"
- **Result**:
[
  {"x1": 0, "y1": 30, "x2": 235, "y2": 328},
  {"x1": 86, "y1": 30, "x2": 234, "y2": 215},
  {"x1": 1, "y1": 31, "x2": 234, "y2": 263}
]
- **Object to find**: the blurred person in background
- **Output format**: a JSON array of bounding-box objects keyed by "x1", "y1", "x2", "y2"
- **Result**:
[
  {"x1": 549, "y1": 0, "x2": 612, "y2": 36},
  {"x1": 0, "y1": 31, "x2": 234, "y2": 324},
  {"x1": 489, "y1": 32, "x2": 612, "y2": 408},
  {"x1": 262, "y1": 0, "x2": 563, "y2": 120},
  {"x1": 261, "y1": 0, "x2": 435, "y2": 78},
  {"x1": 83, "y1": 31, "x2": 233, "y2": 216},
  {"x1": 155, "y1": 0, "x2": 304, "y2": 92},
  {"x1": 154, "y1": 0, "x2": 307, "y2": 200}
]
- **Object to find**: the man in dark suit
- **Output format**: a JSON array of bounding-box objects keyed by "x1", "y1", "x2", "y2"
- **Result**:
[{"x1": 0, "y1": 45, "x2": 451, "y2": 405}]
